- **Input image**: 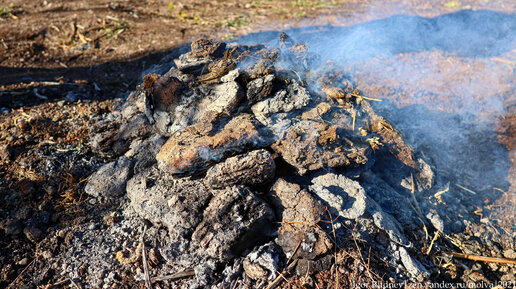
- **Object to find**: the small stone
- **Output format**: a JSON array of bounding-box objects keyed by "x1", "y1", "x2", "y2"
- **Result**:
[
  {"x1": 65, "y1": 91, "x2": 79, "y2": 102},
  {"x1": 127, "y1": 170, "x2": 212, "y2": 245},
  {"x1": 188, "y1": 39, "x2": 226, "y2": 59},
  {"x1": 84, "y1": 156, "x2": 133, "y2": 204},
  {"x1": 399, "y1": 247, "x2": 429, "y2": 279},
  {"x1": 2, "y1": 219, "x2": 23, "y2": 235},
  {"x1": 103, "y1": 212, "x2": 120, "y2": 226},
  {"x1": 143, "y1": 73, "x2": 185, "y2": 112},
  {"x1": 503, "y1": 249, "x2": 516, "y2": 259},
  {"x1": 251, "y1": 80, "x2": 310, "y2": 126},
  {"x1": 24, "y1": 226, "x2": 43, "y2": 243},
  {"x1": 295, "y1": 255, "x2": 333, "y2": 277},
  {"x1": 0, "y1": 144, "x2": 12, "y2": 163},
  {"x1": 43, "y1": 183, "x2": 58, "y2": 195},
  {"x1": 426, "y1": 212, "x2": 445, "y2": 232},
  {"x1": 57, "y1": 229, "x2": 67, "y2": 238},
  {"x1": 16, "y1": 257, "x2": 29, "y2": 266},
  {"x1": 41, "y1": 251, "x2": 53, "y2": 259},
  {"x1": 450, "y1": 220, "x2": 464, "y2": 233},
  {"x1": 220, "y1": 68, "x2": 240, "y2": 82},
  {"x1": 369, "y1": 200, "x2": 411, "y2": 247},
  {"x1": 415, "y1": 158, "x2": 434, "y2": 190},
  {"x1": 174, "y1": 57, "x2": 210, "y2": 76},
  {"x1": 205, "y1": 149, "x2": 275, "y2": 189}
]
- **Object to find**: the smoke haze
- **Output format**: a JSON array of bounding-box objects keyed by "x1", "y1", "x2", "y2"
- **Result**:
[{"x1": 238, "y1": 7, "x2": 516, "y2": 193}]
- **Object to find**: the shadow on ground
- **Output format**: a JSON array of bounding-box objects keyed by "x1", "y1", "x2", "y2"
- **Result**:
[{"x1": 0, "y1": 45, "x2": 188, "y2": 108}]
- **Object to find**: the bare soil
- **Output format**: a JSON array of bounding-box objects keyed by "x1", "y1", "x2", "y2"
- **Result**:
[{"x1": 1, "y1": 0, "x2": 515, "y2": 288}]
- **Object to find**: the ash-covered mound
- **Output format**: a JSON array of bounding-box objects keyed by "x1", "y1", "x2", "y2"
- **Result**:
[{"x1": 48, "y1": 36, "x2": 513, "y2": 288}]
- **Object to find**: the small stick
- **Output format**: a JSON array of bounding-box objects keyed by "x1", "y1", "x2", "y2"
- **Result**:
[
  {"x1": 447, "y1": 252, "x2": 516, "y2": 265},
  {"x1": 7, "y1": 258, "x2": 36, "y2": 289},
  {"x1": 426, "y1": 231, "x2": 439, "y2": 255},
  {"x1": 434, "y1": 185, "x2": 449, "y2": 203},
  {"x1": 290, "y1": 68, "x2": 304, "y2": 86},
  {"x1": 0, "y1": 38, "x2": 8, "y2": 49},
  {"x1": 286, "y1": 240, "x2": 302, "y2": 266},
  {"x1": 410, "y1": 173, "x2": 424, "y2": 219},
  {"x1": 325, "y1": 207, "x2": 339, "y2": 289},
  {"x1": 456, "y1": 184, "x2": 477, "y2": 195},
  {"x1": 434, "y1": 187, "x2": 449, "y2": 198},
  {"x1": 70, "y1": 278, "x2": 82, "y2": 289},
  {"x1": 152, "y1": 270, "x2": 195, "y2": 282},
  {"x1": 352, "y1": 108, "x2": 356, "y2": 131},
  {"x1": 141, "y1": 226, "x2": 152, "y2": 289},
  {"x1": 303, "y1": 260, "x2": 310, "y2": 284},
  {"x1": 33, "y1": 88, "x2": 48, "y2": 100},
  {"x1": 350, "y1": 93, "x2": 382, "y2": 102},
  {"x1": 265, "y1": 259, "x2": 298, "y2": 289},
  {"x1": 50, "y1": 279, "x2": 69, "y2": 286},
  {"x1": 493, "y1": 187, "x2": 506, "y2": 194},
  {"x1": 231, "y1": 277, "x2": 239, "y2": 289}
]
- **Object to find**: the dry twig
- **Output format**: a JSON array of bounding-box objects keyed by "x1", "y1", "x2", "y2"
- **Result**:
[
  {"x1": 265, "y1": 259, "x2": 299, "y2": 289},
  {"x1": 7, "y1": 258, "x2": 36, "y2": 289},
  {"x1": 324, "y1": 208, "x2": 339, "y2": 289},
  {"x1": 447, "y1": 252, "x2": 516, "y2": 265},
  {"x1": 290, "y1": 68, "x2": 305, "y2": 86},
  {"x1": 410, "y1": 173, "x2": 425, "y2": 219},
  {"x1": 141, "y1": 226, "x2": 152, "y2": 289},
  {"x1": 151, "y1": 270, "x2": 195, "y2": 282},
  {"x1": 70, "y1": 278, "x2": 82, "y2": 289},
  {"x1": 231, "y1": 277, "x2": 239, "y2": 289},
  {"x1": 456, "y1": 184, "x2": 477, "y2": 195},
  {"x1": 426, "y1": 231, "x2": 439, "y2": 255}
]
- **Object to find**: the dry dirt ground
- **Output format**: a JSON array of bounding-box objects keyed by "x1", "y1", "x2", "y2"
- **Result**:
[{"x1": 1, "y1": 0, "x2": 515, "y2": 288}]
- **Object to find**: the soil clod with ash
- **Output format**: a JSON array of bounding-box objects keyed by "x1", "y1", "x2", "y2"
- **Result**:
[{"x1": 17, "y1": 36, "x2": 514, "y2": 288}]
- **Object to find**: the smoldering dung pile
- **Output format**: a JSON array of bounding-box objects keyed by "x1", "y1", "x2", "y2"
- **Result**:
[{"x1": 66, "y1": 36, "x2": 488, "y2": 287}]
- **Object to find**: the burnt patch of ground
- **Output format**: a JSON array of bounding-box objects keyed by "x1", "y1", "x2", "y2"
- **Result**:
[{"x1": 1, "y1": 1, "x2": 515, "y2": 288}]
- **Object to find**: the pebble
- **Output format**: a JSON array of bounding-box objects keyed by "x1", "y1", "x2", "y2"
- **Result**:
[
  {"x1": 43, "y1": 183, "x2": 58, "y2": 195},
  {"x1": 503, "y1": 249, "x2": 516, "y2": 259},
  {"x1": 3, "y1": 219, "x2": 23, "y2": 235},
  {"x1": 57, "y1": 229, "x2": 67, "y2": 238},
  {"x1": 24, "y1": 226, "x2": 43, "y2": 243},
  {"x1": 65, "y1": 91, "x2": 79, "y2": 102},
  {"x1": 426, "y1": 212, "x2": 445, "y2": 232},
  {"x1": 450, "y1": 220, "x2": 464, "y2": 233},
  {"x1": 16, "y1": 257, "x2": 29, "y2": 266}
]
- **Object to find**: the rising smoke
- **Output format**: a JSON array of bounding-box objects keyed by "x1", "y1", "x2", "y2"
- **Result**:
[{"x1": 238, "y1": 8, "x2": 516, "y2": 192}]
